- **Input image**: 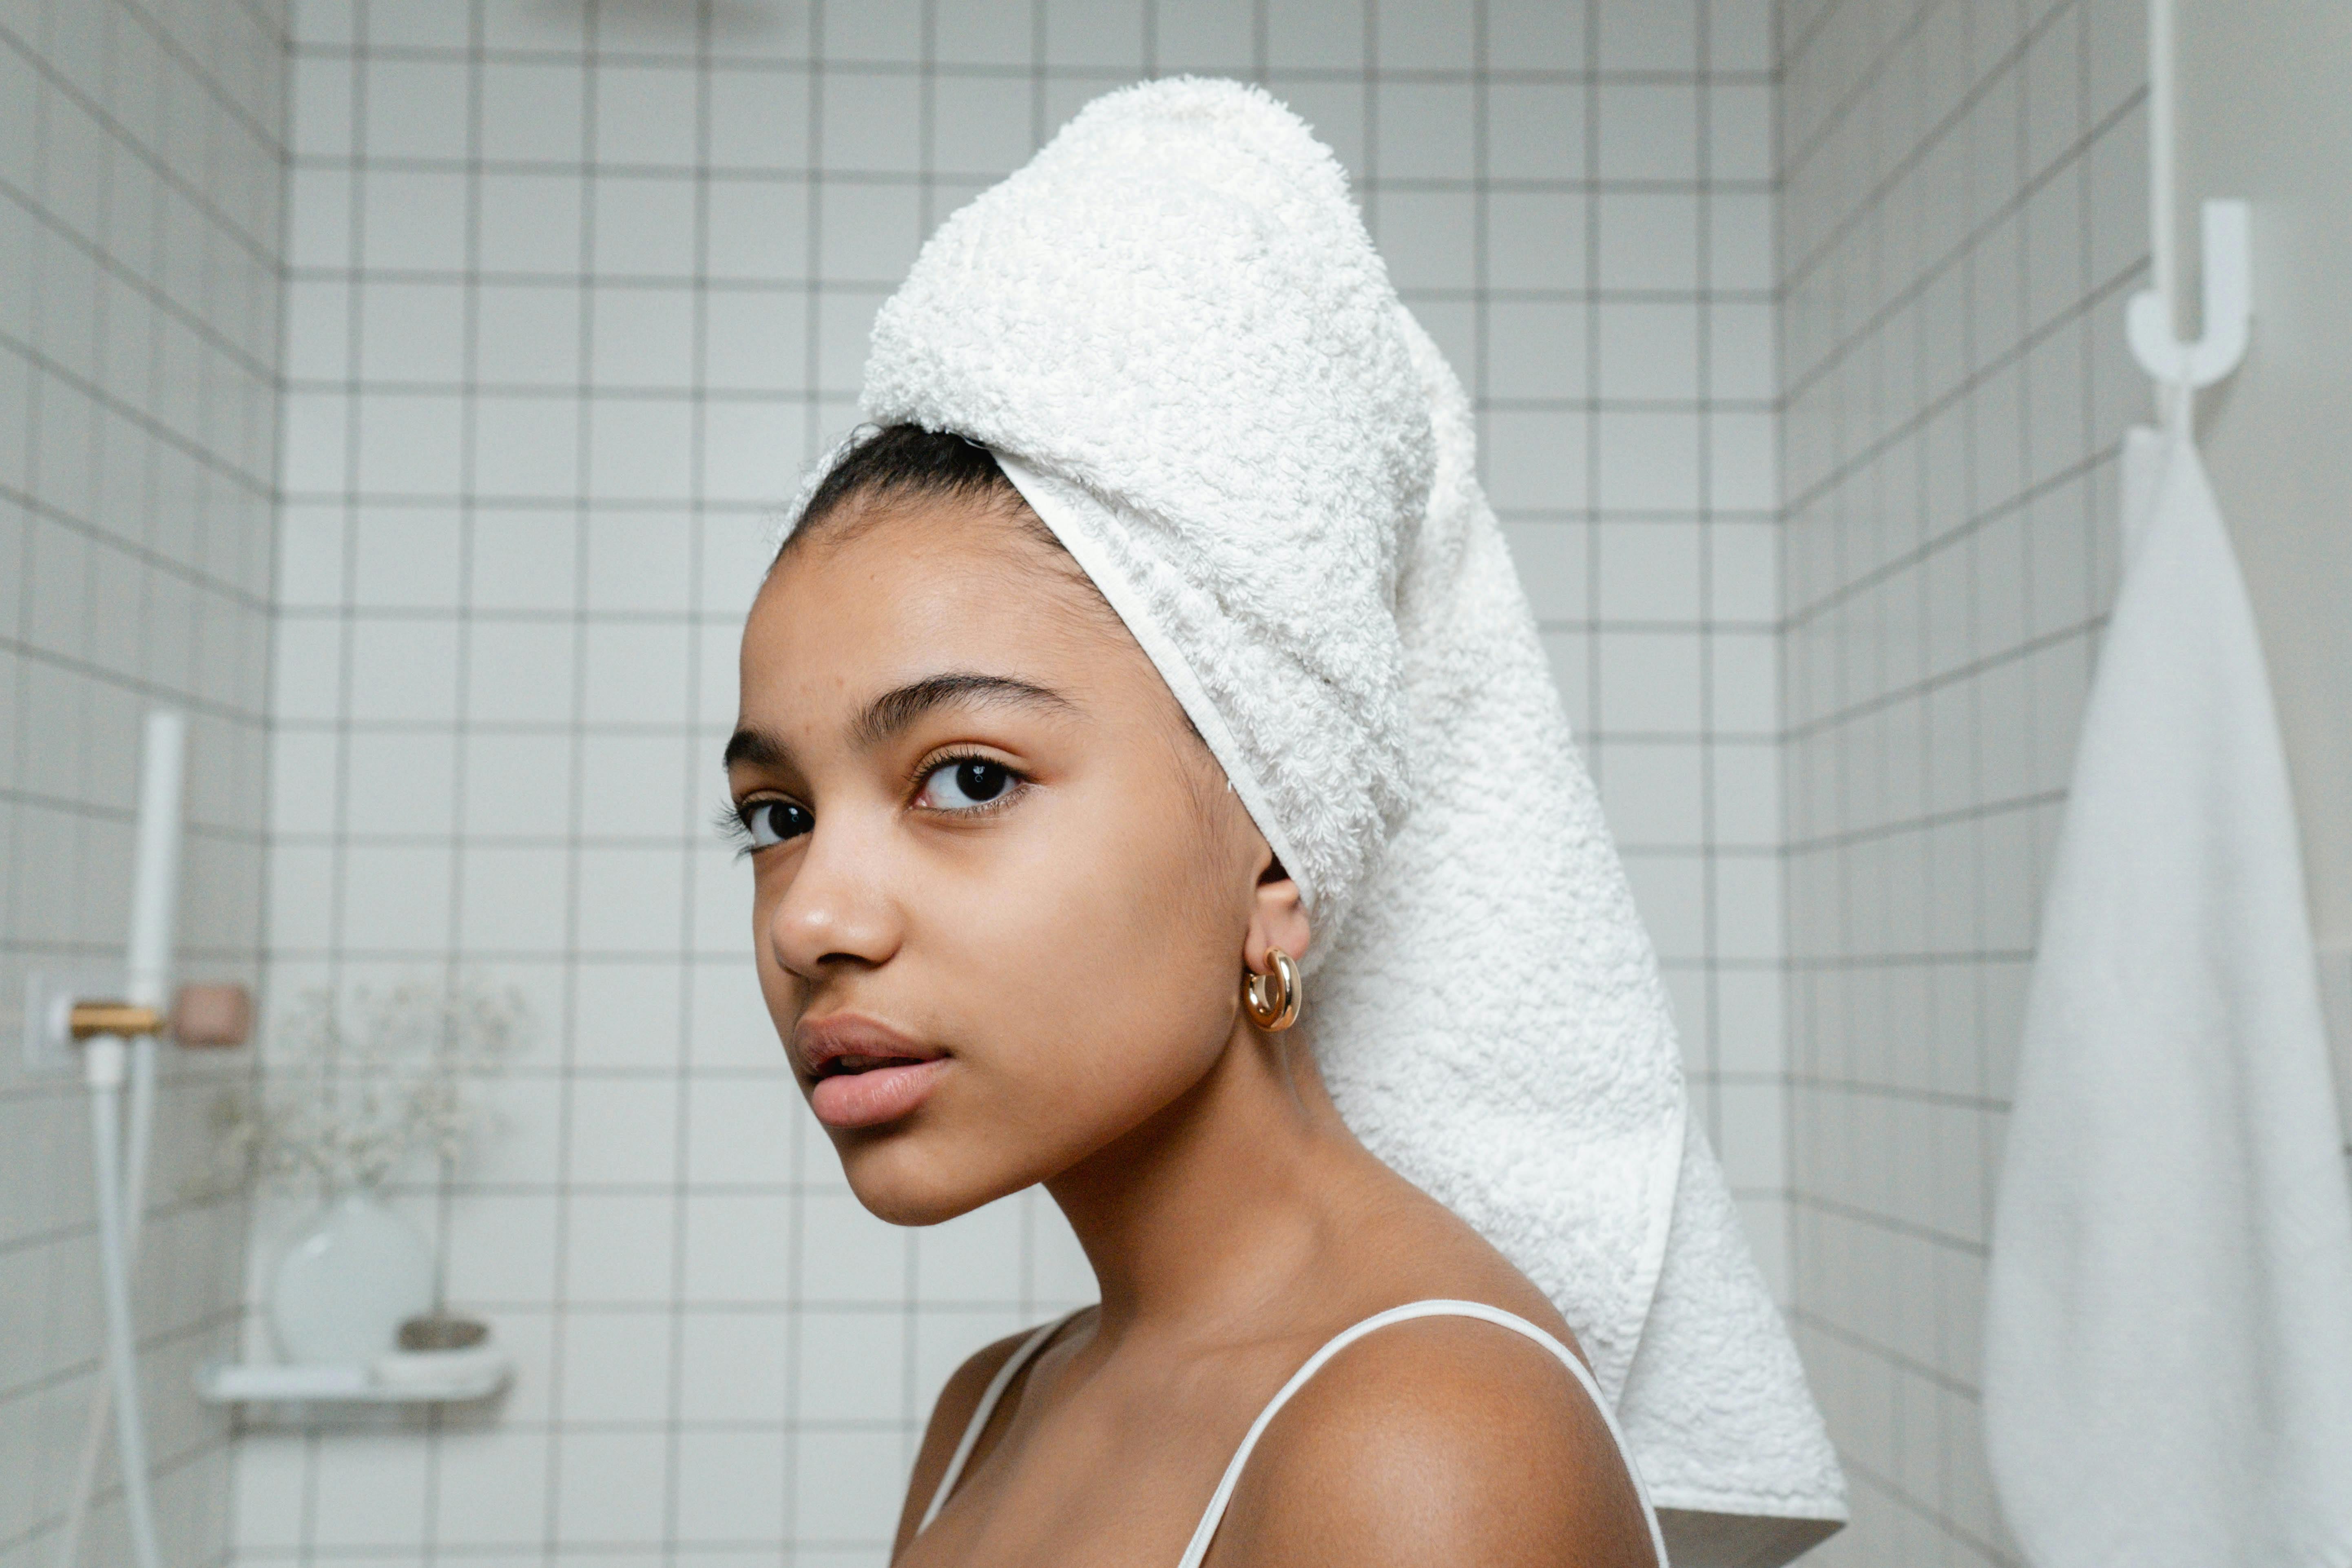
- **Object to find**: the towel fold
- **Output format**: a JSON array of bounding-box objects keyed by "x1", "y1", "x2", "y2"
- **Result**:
[
  {"x1": 1984, "y1": 426, "x2": 2352, "y2": 1567},
  {"x1": 808, "y1": 77, "x2": 1847, "y2": 1557}
]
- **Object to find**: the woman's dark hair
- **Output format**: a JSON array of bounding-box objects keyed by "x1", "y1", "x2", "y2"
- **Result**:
[{"x1": 782, "y1": 423, "x2": 1041, "y2": 557}]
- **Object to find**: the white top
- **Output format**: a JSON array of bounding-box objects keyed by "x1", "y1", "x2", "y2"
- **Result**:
[{"x1": 914, "y1": 1298, "x2": 1669, "y2": 1567}]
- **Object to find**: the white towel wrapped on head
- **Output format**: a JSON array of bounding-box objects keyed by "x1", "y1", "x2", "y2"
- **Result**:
[{"x1": 801, "y1": 77, "x2": 1848, "y2": 1559}]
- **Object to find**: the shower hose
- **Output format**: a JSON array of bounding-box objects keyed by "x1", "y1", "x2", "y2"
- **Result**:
[{"x1": 57, "y1": 709, "x2": 182, "y2": 1568}]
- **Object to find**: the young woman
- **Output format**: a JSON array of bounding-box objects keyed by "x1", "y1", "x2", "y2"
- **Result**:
[
  {"x1": 723, "y1": 79, "x2": 1841, "y2": 1568},
  {"x1": 728, "y1": 427, "x2": 1661, "y2": 1566}
]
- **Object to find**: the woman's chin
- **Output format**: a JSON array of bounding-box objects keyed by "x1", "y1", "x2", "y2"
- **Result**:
[{"x1": 832, "y1": 1137, "x2": 1025, "y2": 1228}]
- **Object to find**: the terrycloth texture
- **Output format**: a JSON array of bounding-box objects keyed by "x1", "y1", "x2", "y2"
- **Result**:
[
  {"x1": 799, "y1": 77, "x2": 1847, "y2": 1549},
  {"x1": 858, "y1": 81, "x2": 1428, "y2": 953},
  {"x1": 1984, "y1": 426, "x2": 2352, "y2": 1568}
]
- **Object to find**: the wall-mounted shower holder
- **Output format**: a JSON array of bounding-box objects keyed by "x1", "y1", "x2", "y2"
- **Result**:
[{"x1": 22, "y1": 969, "x2": 251, "y2": 1072}]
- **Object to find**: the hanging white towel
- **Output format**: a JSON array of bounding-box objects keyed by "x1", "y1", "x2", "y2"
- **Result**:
[{"x1": 1984, "y1": 426, "x2": 2352, "y2": 1568}]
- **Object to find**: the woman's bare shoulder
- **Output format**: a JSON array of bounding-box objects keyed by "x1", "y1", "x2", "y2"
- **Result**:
[
  {"x1": 889, "y1": 1326, "x2": 1041, "y2": 1558},
  {"x1": 1212, "y1": 1311, "x2": 1655, "y2": 1568}
]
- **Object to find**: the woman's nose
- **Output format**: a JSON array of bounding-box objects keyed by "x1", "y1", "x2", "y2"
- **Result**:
[{"x1": 766, "y1": 820, "x2": 901, "y2": 981}]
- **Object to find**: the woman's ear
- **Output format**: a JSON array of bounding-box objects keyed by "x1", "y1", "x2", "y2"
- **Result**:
[{"x1": 1244, "y1": 856, "x2": 1311, "y2": 972}]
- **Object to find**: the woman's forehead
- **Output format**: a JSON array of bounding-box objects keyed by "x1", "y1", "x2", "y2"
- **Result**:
[{"x1": 743, "y1": 503, "x2": 1153, "y2": 725}]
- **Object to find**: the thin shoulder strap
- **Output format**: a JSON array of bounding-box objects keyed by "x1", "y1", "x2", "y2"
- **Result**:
[
  {"x1": 915, "y1": 1310, "x2": 1084, "y2": 1533},
  {"x1": 1172, "y1": 1299, "x2": 1669, "y2": 1568}
]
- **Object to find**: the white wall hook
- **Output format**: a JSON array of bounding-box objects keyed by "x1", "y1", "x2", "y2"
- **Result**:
[{"x1": 2128, "y1": 199, "x2": 2252, "y2": 389}]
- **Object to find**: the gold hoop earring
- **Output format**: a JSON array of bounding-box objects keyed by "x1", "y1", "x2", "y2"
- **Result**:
[{"x1": 1243, "y1": 947, "x2": 1301, "y2": 1032}]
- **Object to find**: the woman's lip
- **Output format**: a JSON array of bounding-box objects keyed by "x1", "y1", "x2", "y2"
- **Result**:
[
  {"x1": 810, "y1": 1057, "x2": 950, "y2": 1129},
  {"x1": 794, "y1": 1012, "x2": 939, "y2": 1078}
]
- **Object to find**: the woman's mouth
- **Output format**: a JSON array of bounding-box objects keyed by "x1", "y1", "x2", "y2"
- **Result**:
[{"x1": 796, "y1": 1015, "x2": 950, "y2": 1129}]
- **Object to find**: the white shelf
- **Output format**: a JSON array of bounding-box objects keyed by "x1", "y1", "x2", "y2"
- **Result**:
[{"x1": 196, "y1": 1354, "x2": 510, "y2": 1405}]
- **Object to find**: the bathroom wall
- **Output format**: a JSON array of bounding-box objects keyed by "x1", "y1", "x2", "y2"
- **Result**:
[
  {"x1": 1778, "y1": 0, "x2": 2146, "y2": 1560},
  {"x1": 0, "y1": 0, "x2": 285, "y2": 1563},
  {"x1": 235, "y1": 1, "x2": 1783, "y2": 1563}
]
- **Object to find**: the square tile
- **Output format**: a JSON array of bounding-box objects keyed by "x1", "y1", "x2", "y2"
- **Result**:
[
  {"x1": 560, "y1": 1309, "x2": 678, "y2": 1421},
  {"x1": 1597, "y1": 192, "x2": 1698, "y2": 291},
  {"x1": 597, "y1": 64, "x2": 702, "y2": 168},
  {"x1": 1597, "y1": 84, "x2": 1698, "y2": 181},
  {"x1": 456, "y1": 729, "x2": 571, "y2": 841},
  {"x1": 678, "y1": 1309, "x2": 791, "y2": 1422},
  {"x1": 1595, "y1": 411, "x2": 1700, "y2": 511},
  {"x1": 795, "y1": 1307, "x2": 905, "y2": 1422},
  {"x1": 792, "y1": 1427, "x2": 904, "y2": 1545},
  {"x1": 913, "y1": 1196, "x2": 1025, "y2": 1303},
  {"x1": 565, "y1": 1192, "x2": 678, "y2": 1303},
  {"x1": 483, "y1": 62, "x2": 588, "y2": 161},
  {"x1": 1487, "y1": 189, "x2": 1586, "y2": 290},
  {"x1": 1375, "y1": 82, "x2": 1473, "y2": 181},
  {"x1": 1483, "y1": 409, "x2": 1589, "y2": 513},
  {"x1": 310, "y1": 1432, "x2": 429, "y2": 1547},
  {"x1": 555, "y1": 1429, "x2": 671, "y2": 1546},
  {"x1": 573, "y1": 960, "x2": 691, "y2": 1069},
  {"x1": 1597, "y1": 302, "x2": 1699, "y2": 402},
  {"x1": 686, "y1": 1074, "x2": 798, "y2": 1185},
  {"x1": 675, "y1": 1427, "x2": 788, "y2": 1542},
  {"x1": 1487, "y1": 4, "x2": 1584, "y2": 70},
  {"x1": 1155, "y1": 0, "x2": 1255, "y2": 71},
  {"x1": 434, "y1": 1429, "x2": 551, "y2": 1545},
  {"x1": 1596, "y1": 521, "x2": 1701, "y2": 621},
  {"x1": 683, "y1": 1192, "x2": 796, "y2": 1303},
  {"x1": 1596, "y1": 628, "x2": 1701, "y2": 732},
  {"x1": 592, "y1": 286, "x2": 698, "y2": 391},
  {"x1": 1598, "y1": 0, "x2": 1697, "y2": 71},
  {"x1": 456, "y1": 845, "x2": 573, "y2": 952},
  {"x1": 593, "y1": 175, "x2": 699, "y2": 278},
  {"x1": 584, "y1": 513, "x2": 696, "y2": 613},
  {"x1": 568, "y1": 1077, "x2": 682, "y2": 1186},
  {"x1": 800, "y1": 1190, "x2": 910, "y2": 1302}
]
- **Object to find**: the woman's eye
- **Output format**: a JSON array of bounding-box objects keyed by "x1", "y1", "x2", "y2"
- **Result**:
[
  {"x1": 741, "y1": 798, "x2": 812, "y2": 847},
  {"x1": 917, "y1": 758, "x2": 1018, "y2": 812}
]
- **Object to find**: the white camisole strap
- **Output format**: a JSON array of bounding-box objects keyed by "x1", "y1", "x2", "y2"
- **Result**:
[
  {"x1": 915, "y1": 1309, "x2": 1086, "y2": 1533},
  {"x1": 1171, "y1": 1298, "x2": 1669, "y2": 1568}
]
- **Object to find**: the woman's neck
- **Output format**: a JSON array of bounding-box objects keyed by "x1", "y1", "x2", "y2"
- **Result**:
[{"x1": 1044, "y1": 1021, "x2": 1388, "y2": 1345}]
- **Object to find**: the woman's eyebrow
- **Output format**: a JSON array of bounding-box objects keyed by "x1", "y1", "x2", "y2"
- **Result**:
[
  {"x1": 722, "y1": 726, "x2": 792, "y2": 771},
  {"x1": 851, "y1": 672, "x2": 1077, "y2": 750}
]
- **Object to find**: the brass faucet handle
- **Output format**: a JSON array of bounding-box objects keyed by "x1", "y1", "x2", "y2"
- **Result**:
[{"x1": 68, "y1": 1002, "x2": 165, "y2": 1039}]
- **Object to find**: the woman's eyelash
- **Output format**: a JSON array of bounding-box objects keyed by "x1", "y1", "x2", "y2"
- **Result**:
[
  {"x1": 712, "y1": 802, "x2": 754, "y2": 853},
  {"x1": 912, "y1": 750, "x2": 1029, "y2": 812},
  {"x1": 912, "y1": 749, "x2": 991, "y2": 788}
]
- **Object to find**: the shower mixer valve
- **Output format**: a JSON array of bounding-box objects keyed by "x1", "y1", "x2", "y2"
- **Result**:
[{"x1": 22, "y1": 974, "x2": 252, "y2": 1071}]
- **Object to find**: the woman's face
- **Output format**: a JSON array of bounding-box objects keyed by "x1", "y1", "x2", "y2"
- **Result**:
[{"x1": 728, "y1": 494, "x2": 1283, "y2": 1224}]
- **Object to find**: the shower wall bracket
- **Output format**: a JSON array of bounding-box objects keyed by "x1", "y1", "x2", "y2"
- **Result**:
[
  {"x1": 21, "y1": 970, "x2": 252, "y2": 1073},
  {"x1": 21, "y1": 967, "x2": 131, "y2": 1075}
]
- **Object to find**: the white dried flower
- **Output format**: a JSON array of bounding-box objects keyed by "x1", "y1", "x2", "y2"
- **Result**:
[{"x1": 205, "y1": 975, "x2": 528, "y2": 1197}]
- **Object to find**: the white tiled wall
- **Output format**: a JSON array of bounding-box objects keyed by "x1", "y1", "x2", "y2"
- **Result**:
[
  {"x1": 237, "y1": 2, "x2": 1784, "y2": 1563},
  {"x1": 1777, "y1": 0, "x2": 2146, "y2": 1561},
  {"x1": 0, "y1": 0, "x2": 285, "y2": 1563}
]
